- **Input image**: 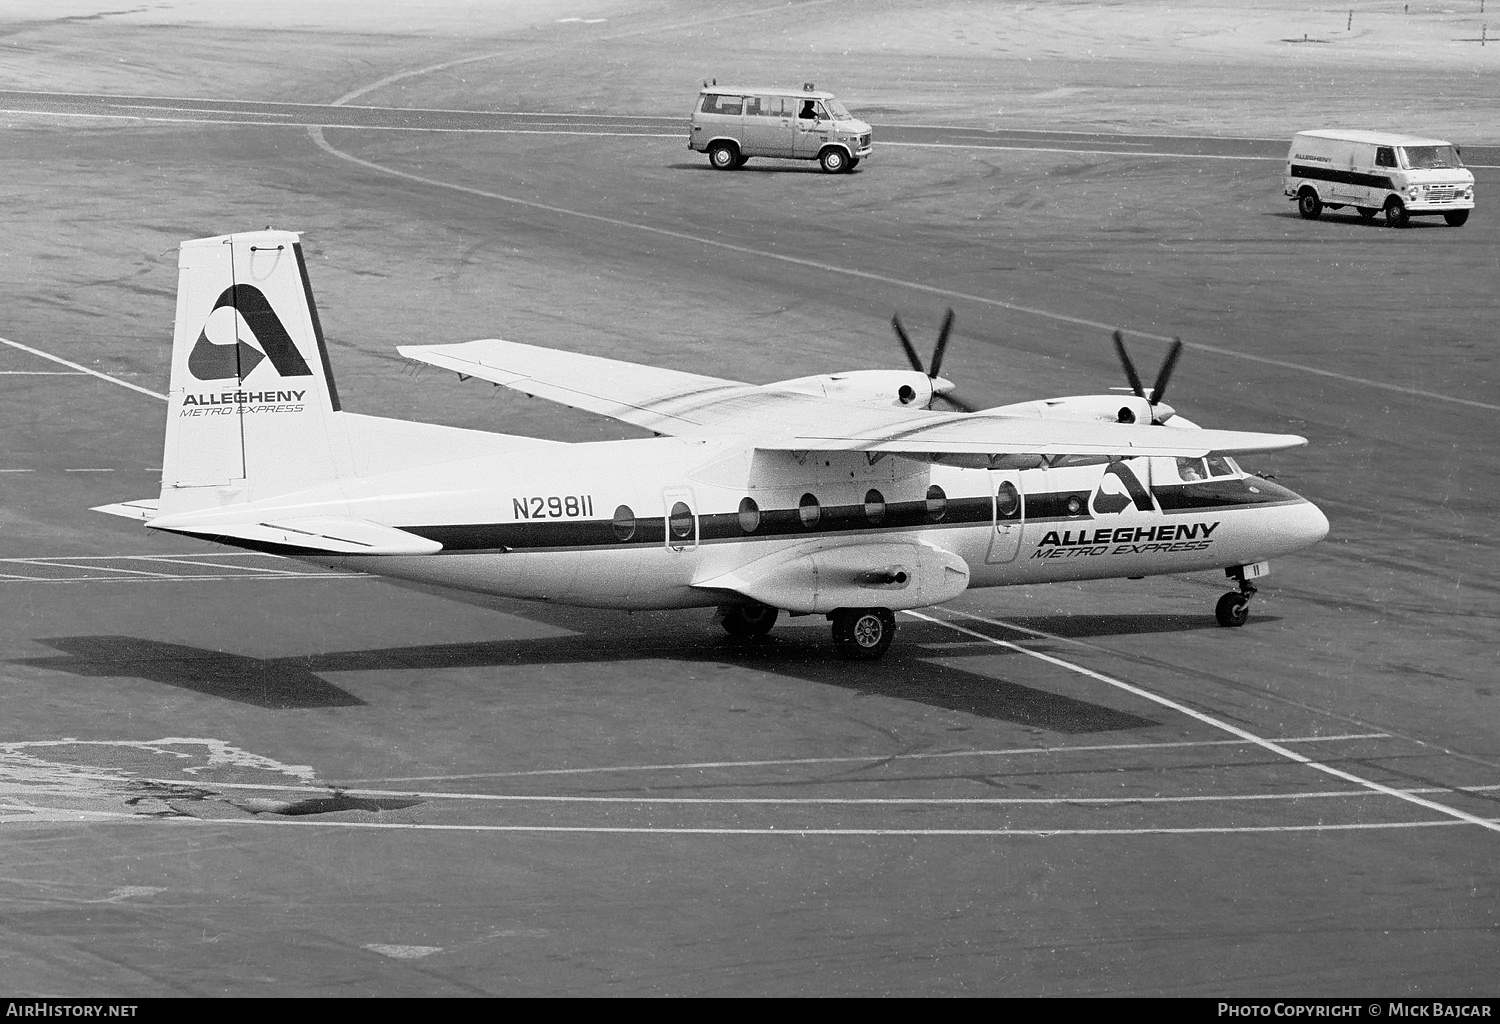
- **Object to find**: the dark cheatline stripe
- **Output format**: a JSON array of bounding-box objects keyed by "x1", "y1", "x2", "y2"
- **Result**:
[
  {"x1": 1289, "y1": 164, "x2": 1395, "y2": 190},
  {"x1": 396, "y1": 484, "x2": 1300, "y2": 554},
  {"x1": 294, "y1": 242, "x2": 341, "y2": 412}
]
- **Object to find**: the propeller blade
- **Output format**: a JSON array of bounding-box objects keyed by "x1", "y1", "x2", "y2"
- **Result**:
[
  {"x1": 891, "y1": 314, "x2": 925, "y2": 374},
  {"x1": 928, "y1": 308, "x2": 956, "y2": 379},
  {"x1": 932, "y1": 390, "x2": 979, "y2": 414},
  {"x1": 1113, "y1": 329, "x2": 1146, "y2": 400},
  {"x1": 1149, "y1": 337, "x2": 1183, "y2": 412}
]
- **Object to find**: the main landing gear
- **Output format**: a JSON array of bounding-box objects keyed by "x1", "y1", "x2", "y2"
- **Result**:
[
  {"x1": 717, "y1": 603, "x2": 898, "y2": 659},
  {"x1": 1215, "y1": 566, "x2": 1263, "y2": 627}
]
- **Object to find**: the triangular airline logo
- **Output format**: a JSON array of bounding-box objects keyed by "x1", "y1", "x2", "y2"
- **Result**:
[{"x1": 187, "y1": 285, "x2": 313, "y2": 381}]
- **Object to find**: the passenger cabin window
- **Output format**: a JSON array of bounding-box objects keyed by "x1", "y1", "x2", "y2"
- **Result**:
[
  {"x1": 669, "y1": 501, "x2": 694, "y2": 540},
  {"x1": 925, "y1": 484, "x2": 947, "y2": 522},
  {"x1": 738, "y1": 496, "x2": 761, "y2": 533},
  {"x1": 1375, "y1": 147, "x2": 1396, "y2": 168},
  {"x1": 700, "y1": 94, "x2": 744, "y2": 115},
  {"x1": 798, "y1": 493, "x2": 821, "y2": 528}
]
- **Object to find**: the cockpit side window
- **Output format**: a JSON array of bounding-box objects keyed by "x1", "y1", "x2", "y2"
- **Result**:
[
  {"x1": 1204, "y1": 453, "x2": 1237, "y2": 478},
  {"x1": 1176, "y1": 457, "x2": 1208, "y2": 482}
]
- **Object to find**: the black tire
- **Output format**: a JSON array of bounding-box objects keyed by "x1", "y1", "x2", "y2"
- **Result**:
[
  {"x1": 831, "y1": 608, "x2": 896, "y2": 660},
  {"x1": 734, "y1": 155, "x2": 750, "y2": 168},
  {"x1": 721, "y1": 603, "x2": 778, "y2": 639},
  {"x1": 1215, "y1": 592, "x2": 1250, "y2": 628},
  {"x1": 848, "y1": 157, "x2": 860, "y2": 169},
  {"x1": 1383, "y1": 197, "x2": 1409, "y2": 228},
  {"x1": 819, "y1": 147, "x2": 848, "y2": 174},
  {"x1": 1357, "y1": 207, "x2": 1377, "y2": 221},
  {"x1": 1444, "y1": 209, "x2": 1470, "y2": 227},
  {"x1": 1297, "y1": 189, "x2": 1323, "y2": 220},
  {"x1": 708, "y1": 142, "x2": 739, "y2": 170}
]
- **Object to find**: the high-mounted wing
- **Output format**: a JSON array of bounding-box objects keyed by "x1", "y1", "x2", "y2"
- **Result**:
[
  {"x1": 762, "y1": 408, "x2": 1305, "y2": 458},
  {"x1": 402, "y1": 339, "x2": 1306, "y2": 458},
  {"x1": 400, "y1": 339, "x2": 768, "y2": 434}
]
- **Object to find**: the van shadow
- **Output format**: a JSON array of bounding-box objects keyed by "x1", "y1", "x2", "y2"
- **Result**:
[
  {"x1": 667, "y1": 161, "x2": 862, "y2": 175},
  {"x1": 1268, "y1": 209, "x2": 1443, "y2": 228},
  {"x1": 14, "y1": 614, "x2": 1188, "y2": 732}
]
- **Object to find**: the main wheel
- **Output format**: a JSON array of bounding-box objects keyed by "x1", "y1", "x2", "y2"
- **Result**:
[
  {"x1": 721, "y1": 603, "x2": 778, "y2": 639},
  {"x1": 819, "y1": 147, "x2": 848, "y2": 174},
  {"x1": 1357, "y1": 206, "x2": 1377, "y2": 221},
  {"x1": 1215, "y1": 592, "x2": 1250, "y2": 628},
  {"x1": 708, "y1": 142, "x2": 739, "y2": 170},
  {"x1": 831, "y1": 608, "x2": 896, "y2": 659},
  {"x1": 1383, "y1": 197, "x2": 1409, "y2": 228},
  {"x1": 1297, "y1": 189, "x2": 1323, "y2": 220},
  {"x1": 1444, "y1": 209, "x2": 1470, "y2": 227}
]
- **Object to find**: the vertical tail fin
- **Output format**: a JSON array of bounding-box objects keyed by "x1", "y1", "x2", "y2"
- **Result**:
[{"x1": 160, "y1": 231, "x2": 353, "y2": 515}]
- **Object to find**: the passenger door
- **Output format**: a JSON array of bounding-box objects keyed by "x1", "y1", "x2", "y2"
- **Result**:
[
  {"x1": 741, "y1": 95, "x2": 793, "y2": 157},
  {"x1": 662, "y1": 488, "x2": 698, "y2": 551},
  {"x1": 986, "y1": 471, "x2": 1024, "y2": 563}
]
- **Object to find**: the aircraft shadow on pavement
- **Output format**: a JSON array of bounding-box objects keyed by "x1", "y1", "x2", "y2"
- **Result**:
[
  {"x1": 15, "y1": 615, "x2": 1191, "y2": 730},
  {"x1": 17, "y1": 636, "x2": 367, "y2": 710}
]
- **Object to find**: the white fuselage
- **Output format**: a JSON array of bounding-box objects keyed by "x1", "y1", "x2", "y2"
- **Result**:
[{"x1": 214, "y1": 433, "x2": 1328, "y2": 610}]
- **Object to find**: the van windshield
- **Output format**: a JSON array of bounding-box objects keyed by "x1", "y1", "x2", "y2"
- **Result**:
[
  {"x1": 1400, "y1": 145, "x2": 1463, "y2": 169},
  {"x1": 825, "y1": 99, "x2": 853, "y2": 119}
]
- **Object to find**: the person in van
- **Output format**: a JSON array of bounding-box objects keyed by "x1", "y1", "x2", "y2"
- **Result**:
[{"x1": 799, "y1": 99, "x2": 819, "y2": 120}]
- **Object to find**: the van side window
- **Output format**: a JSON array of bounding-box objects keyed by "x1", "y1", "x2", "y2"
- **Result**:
[
  {"x1": 700, "y1": 94, "x2": 744, "y2": 115},
  {"x1": 754, "y1": 96, "x2": 783, "y2": 116},
  {"x1": 744, "y1": 96, "x2": 762, "y2": 116},
  {"x1": 1375, "y1": 147, "x2": 1396, "y2": 168}
]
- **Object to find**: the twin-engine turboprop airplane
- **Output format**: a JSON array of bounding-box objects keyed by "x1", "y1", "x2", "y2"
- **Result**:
[{"x1": 97, "y1": 231, "x2": 1328, "y2": 658}]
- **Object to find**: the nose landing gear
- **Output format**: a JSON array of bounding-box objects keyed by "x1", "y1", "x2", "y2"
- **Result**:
[{"x1": 1216, "y1": 564, "x2": 1266, "y2": 627}]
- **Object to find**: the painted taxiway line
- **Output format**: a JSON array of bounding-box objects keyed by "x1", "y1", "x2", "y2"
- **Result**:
[
  {"x1": 0, "y1": 336, "x2": 166, "y2": 401},
  {"x1": 348, "y1": 733, "x2": 1390, "y2": 784},
  {"x1": 304, "y1": 133, "x2": 1498, "y2": 413},
  {"x1": 906, "y1": 610, "x2": 1500, "y2": 835},
  {"x1": 154, "y1": 778, "x2": 1500, "y2": 807},
  {"x1": 3, "y1": 804, "x2": 1484, "y2": 837}
]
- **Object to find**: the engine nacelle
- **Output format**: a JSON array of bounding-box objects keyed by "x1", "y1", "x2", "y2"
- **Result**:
[
  {"x1": 768, "y1": 369, "x2": 942, "y2": 409},
  {"x1": 985, "y1": 393, "x2": 1197, "y2": 428}
]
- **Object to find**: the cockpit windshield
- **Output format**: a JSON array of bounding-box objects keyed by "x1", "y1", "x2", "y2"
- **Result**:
[
  {"x1": 1400, "y1": 145, "x2": 1463, "y2": 170},
  {"x1": 825, "y1": 99, "x2": 852, "y2": 120},
  {"x1": 1176, "y1": 453, "x2": 1240, "y2": 482}
]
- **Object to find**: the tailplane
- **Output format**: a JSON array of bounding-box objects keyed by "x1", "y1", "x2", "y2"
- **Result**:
[{"x1": 158, "y1": 230, "x2": 352, "y2": 515}]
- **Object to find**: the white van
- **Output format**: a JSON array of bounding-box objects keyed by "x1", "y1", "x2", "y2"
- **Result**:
[
  {"x1": 689, "y1": 83, "x2": 872, "y2": 174},
  {"x1": 1285, "y1": 130, "x2": 1474, "y2": 227}
]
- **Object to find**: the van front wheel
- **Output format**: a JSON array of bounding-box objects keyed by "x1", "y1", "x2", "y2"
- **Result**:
[
  {"x1": 1444, "y1": 210, "x2": 1470, "y2": 227},
  {"x1": 1297, "y1": 189, "x2": 1323, "y2": 220},
  {"x1": 1384, "y1": 198, "x2": 1409, "y2": 228},
  {"x1": 819, "y1": 147, "x2": 848, "y2": 174},
  {"x1": 708, "y1": 142, "x2": 739, "y2": 170}
]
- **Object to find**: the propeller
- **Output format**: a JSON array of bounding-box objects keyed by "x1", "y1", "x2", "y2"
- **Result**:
[
  {"x1": 891, "y1": 309, "x2": 978, "y2": 412},
  {"x1": 1111, "y1": 329, "x2": 1182, "y2": 425}
]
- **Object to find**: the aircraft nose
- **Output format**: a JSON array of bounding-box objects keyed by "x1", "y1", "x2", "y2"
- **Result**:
[{"x1": 1296, "y1": 496, "x2": 1330, "y2": 547}]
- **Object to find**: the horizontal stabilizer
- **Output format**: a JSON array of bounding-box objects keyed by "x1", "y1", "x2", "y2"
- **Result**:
[
  {"x1": 695, "y1": 541, "x2": 969, "y2": 614},
  {"x1": 151, "y1": 516, "x2": 442, "y2": 555},
  {"x1": 91, "y1": 499, "x2": 160, "y2": 522}
]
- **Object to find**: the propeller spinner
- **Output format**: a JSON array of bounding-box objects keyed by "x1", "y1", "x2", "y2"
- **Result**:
[
  {"x1": 1111, "y1": 329, "x2": 1182, "y2": 425},
  {"x1": 891, "y1": 309, "x2": 978, "y2": 412}
]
